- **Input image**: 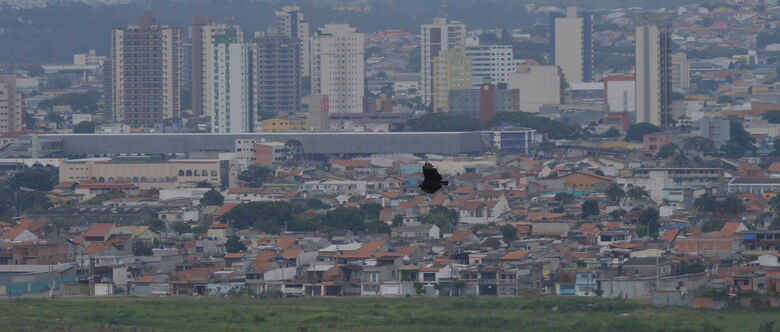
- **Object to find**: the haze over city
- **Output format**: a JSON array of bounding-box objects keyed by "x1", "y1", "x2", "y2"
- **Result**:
[{"x1": 0, "y1": 0, "x2": 778, "y2": 330}]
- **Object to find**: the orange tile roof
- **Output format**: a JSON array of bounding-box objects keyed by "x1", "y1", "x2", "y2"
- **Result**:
[
  {"x1": 429, "y1": 194, "x2": 449, "y2": 205},
  {"x1": 447, "y1": 230, "x2": 474, "y2": 243},
  {"x1": 501, "y1": 250, "x2": 531, "y2": 260},
  {"x1": 609, "y1": 242, "x2": 643, "y2": 249},
  {"x1": 82, "y1": 241, "x2": 112, "y2": 255},
  {"x1": 460, "y1": 201, "x2": 484, "y2": 211},
  {"x1": 84, "y1": 223, "x2": 116, "y2": 238},
  {"x1": 135, "y1": 275, "x2": 157, "y2": 283},
  {"x1": 209, "y1": 223, "x2": 227, "y2": 229},
  {"x1": 276, "y1": 236, "x2": 297, "y2": 250},
  {"x1": 577, "y1": 223, "x2": 600, "y2": 235},
  {"x1": 214, "y1": 203, "x2": 238, "y2": 217},
  {"x1": 394, "y1": 246, "x2": 419, "y2": 256},
  {"x1": 280, "y1": 249, "x2": 302, "y2": 260},
  {"x1": 224, "y1": 253, "x2": 246, "y2": 259},
  {"x1": 660, "y1": 229, "x2": 680, "y2": 243},
  {"x1": 332, "y1": 160, "x2": 371, "y2": 168},
  {"x1": 341, "y1": 239, "x2": 386, "y2": 259},
  {"x1": 718, "y1": 222, "x2": 744, "y2": 238},
  {"x1": 454, "y1": 187, "x2": 473, "y2": 194}
]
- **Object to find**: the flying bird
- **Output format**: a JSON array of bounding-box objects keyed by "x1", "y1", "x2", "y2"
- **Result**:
[{"x1": 419, "y1": 162, "x2": 448, "y2": 194}]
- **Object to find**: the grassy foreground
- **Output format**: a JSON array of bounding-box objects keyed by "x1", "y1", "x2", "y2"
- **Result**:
[{"x1": 0, "y1": 296, "x2": 777, "y2": 331}]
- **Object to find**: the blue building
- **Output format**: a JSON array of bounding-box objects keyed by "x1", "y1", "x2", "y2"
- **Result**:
[{"x1": 484, "y1": 126, "x2": 536, "y2": 155}]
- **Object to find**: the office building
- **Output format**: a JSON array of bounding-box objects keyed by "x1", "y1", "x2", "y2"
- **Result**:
[
  {"x1": 211, "y1": 33, "x2": 251, "y2": 133},
  {"x1": 694, "y1": 117, "x2": 730, "y2": 148},
  {"x1": 421, "y1": 18, "x2": 467, "y2": 107},
  {"x1": 671, "y1": 52, "x2": 690, "y2": 91},
  {"x1": 635, "y1": 13, "x2": 673, "y2": 128},
  {"x1": 111, "y1": 10, "x2": 182, "y2": 127},
  {"x1": 270, "y1": 5, "x2": 310, "y2": 77},
  {"x1": 465, "y1": 44, "x2": 520, "y2": 88},
  {"x1": 448, "y1": 79, "x2": 519, "y2": 123},
  {"x1": 181, "y1": 37, "x2": 193, "y2": 98},
  {"x1": 310, "y1": 24, "x2": 364, "y2": 114},
  {"x1": 261, "y1": 117, "x2": 309, "y2": 133},
  {"x1": 251, "y1": 35, "x2": 301, "y2": 120},
  {"x1": 433, "y1": 47, "x2": 472, "y2": 112},
  {"x1": 303, "y1": 95, "x2": 330, "y2": 132},
  {"x1": 508, "y1": 65, "x2": 564, "y2": 113},
  {"x1": 59, "y1": 158, "x2": 232, "y2": 190},
  {"x1": 0, "y1": 74, "x2": 24, "y2": 135},
  {"x1": 604, "y1": 75, "x2": 636, "y2": 114},
  {"x1": 190, "y1": 17, "x2": 243, "y2": 117},
  {"x1": 553, "y1": 7, "x2": 593, "y2": 83}
]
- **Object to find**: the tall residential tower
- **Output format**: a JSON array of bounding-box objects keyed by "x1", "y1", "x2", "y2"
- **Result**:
[
  {"x1": 635, "y1": 13, "x2": 673, "y2": 128},
  {"x1": 310, "y1": 24, "x2": 364, "y2": 114},
  {"x1": 270, "y1": 5, "x2": 310, "y2": 77},
  {"x1": 420, "y1": 18, "x2": 467, "y2": 107},
  {"x1": 553, "y1": 7, "x2": 593, "y2": 83},
  {"x1": 111, "y1": 10, "x2": 182, "y2": 127},
  {"x1": 190, "y1": 17, "x2": 243, "y2": 117}
]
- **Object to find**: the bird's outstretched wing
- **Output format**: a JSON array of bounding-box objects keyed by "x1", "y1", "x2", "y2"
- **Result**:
[{"x1": 423, "y1": 162, "x2": 442, "y2": 182}]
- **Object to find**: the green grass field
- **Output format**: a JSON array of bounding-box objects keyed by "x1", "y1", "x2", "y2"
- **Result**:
[{"x1": 0, "y1": 296, "x2": 777, "y2": 331}]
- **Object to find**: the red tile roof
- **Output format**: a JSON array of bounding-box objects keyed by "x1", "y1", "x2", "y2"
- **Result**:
[
  {"x1": 281, "y1": 249, "x2": 302, "y2": 260},
  {"x1": 209, "y1": 223, "x2": 227, "y2": 229},
  {"x1": 84, "y1": 223, "x2": 116, "y2": 238},
  {"x1": 660, "y1": 229, "x2": 680, "y2": 243},
  {"x1": 213, "y1": 203, "x2": 238, "y2": 217},
  {"x1": 429, "y1": 194, "x2": 449, "y2": 206},
  {"x1": 276, "y1": 236, "x2": 297, "y2": 250},
  {"x1": 332, "y1": 160, "x2": 371, "y2": 168},
  {"x1": 500, "y1": 250, "x2": 531, "y2": 260},
  {"x1": 82, "y1": 242, "x2": 112, "y2": 255},
  {"x1": 224, "y1": 253, "x2": 246, "y2": 259},
  {"x1": 447, "y1": 230, "x2": 474, "y2": 243}
]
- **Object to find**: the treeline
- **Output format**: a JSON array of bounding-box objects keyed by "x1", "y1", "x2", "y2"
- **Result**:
[{"x1": 401, "y1": 111, "x2": 586, "y2": 140}]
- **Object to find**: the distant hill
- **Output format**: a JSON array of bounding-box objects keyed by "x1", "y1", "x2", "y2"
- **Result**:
[{"x1": 0, "y1": 0, "x2": 700, "y2": 64}]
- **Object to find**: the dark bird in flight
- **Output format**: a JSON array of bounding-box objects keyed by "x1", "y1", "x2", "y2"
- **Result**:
[{"x1": 419, "y1": 162, "x2": 448, "y2": 194}]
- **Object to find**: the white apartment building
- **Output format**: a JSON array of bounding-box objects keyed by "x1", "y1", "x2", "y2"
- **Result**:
[
  {"x1": 465, "y1": 45, "x2": 520, "y2": 88},
  {"x1": 211, "y1": 41, "x2": 250, "y2": 133},
  {"x1": 193, "y1": 23, "x2": 243, "y2": 118},
  {"x1": 635, "y1": 13, "x2": 673, "y2": 128},
  {"x1": 508, "y1": 66, "x2": 563, "y2": 113},
  {"x1": 311, "y1": 24, "x2": 364, "y2": 114},
  {"x1": 671, "y1": 52, "x2": 690, "y2": 91},
  {"x1": 0, "y1": 74, "x2": 24, "y2": 135},
  {"x1": 420, "y1": 18, "x2": 467, "y2": 107},
  {"x1": 554, "y1": 7, "x2": 585, "y2": 83}
]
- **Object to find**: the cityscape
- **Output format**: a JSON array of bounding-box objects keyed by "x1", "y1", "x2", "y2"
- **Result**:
[{"x1": 0, "y1": 0, "x2": 779, "y2": 330}]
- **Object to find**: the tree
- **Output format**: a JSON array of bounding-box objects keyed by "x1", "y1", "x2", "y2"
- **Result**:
[
  {"x1": 405, "y1": 113, "x2": 483, "y2": 132},
  {"x1": 500, "y1": 224, "x2": 518, "y2": 243},
  {"x1": 289, "y1": 212, "x2": 321, "y2": 232},
  {"x1": 365, "y1": 220, "x2": 392, "y2": 234},
  {"x1": 171, "y1": 221, "x2": 192, "y2": 234},
  {"x1": 196, "y1": 181, "x2": 212, "y2": 188},
  {"x1": 322, "y1": 207, "x2": 366, "y2": 233},
  {"x1": 485, "y1": 112, "x2": 582, "y2": 140},
  {"x1": 419, "y1": 206, "x2": 459, "y2": 234},
  {"x1": 413, "y1": 281, "x2": 425, "y2": 296},
  {"x1": 771, "y1": 137, "x2": 780, "y2": 156},
  {"x1": 624, "y1": 123, "x2": 661, "y2": 142},
  {"x1": 7, "y1": 169, "x2": 58, "y2": 191},
  {"x1": 639, "y1": 208, "x2": 660, "y2": 239},
  {"x1": 656, "y1": 143, "x2": 679, "y2": 158},
  {"x1": 360, "y1": 203, "x2": 383, "y2": 220},
  {"x1": 73, "y1": 121, "x2": 96, "y2": 133},
  {"x1": 684, "y1": 136, "x2": 717, "y2": 155},
  {"x1": 601, "y1": 128, "x2": 620, "y2": 138},
  {"x1": 722, "y1": 120, "x2": 756, "y2": 157},
  {"x1": 16, "y1": 191, "x2": 52, "y2": 212},
  {"x1": 762, "y1": 110, "x2": 780, "y2": 124},
  {"x1": 221, "y1": 201, "x2": 293, "y2": 233},
  {"x1": 238, "y1": 165, "x2": 273, "y2": 188},
  {"x1": 200, "y1": 189, "x2": 224, "y2": 206},
  {"x1": 720, "y1": 194, "x2": 745, "y2": 216},
  {"x1": 581, "y1": 199, "x2": 600, "y2": 218},
  {"x1": 554, "y1": 192, "x2": 575, "y2": 205},
  {"x1": 225, "y1": 235, "x2": 247, "y2": 253},
  {"x1": 701, "y1": 218, "x2": 726, "y2": 233},
  {"x1": 717, "y1": 95, "x2": 734, "y2": 104},
  {"x1": 694, "y1": 193, "x2": 717, "y2": 213},
  {"x1": 609, "y1": 209, "x2": 627, "y2": 221},
  {"x1": 407, "y1": 46, "x2": 421, "y2": 72},
  {"x1": 627, "y1": 186, "x2": 649, "y2": 200},
  {"x1": 191, "y1": 224, "x2": 209, "y2": 234},
  {"x1": 392, "y1": 214, "x2": 404, "y2": 227},
  {"x1": 145, "y1": 219, "x2": 165, "y2": 232},
  {"x1": 605, "y1": 184, "x2": 625, "y2": 202}
]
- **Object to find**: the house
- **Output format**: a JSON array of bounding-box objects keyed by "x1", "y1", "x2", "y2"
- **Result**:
[
  {"x1": 207, "y1": 224, "x2": 232, "y2": 241},
  {"x1": 129, "y1": 275, "x2": 170, "y2": 295},
  {"x1": 557, "y1": 172, "x2": 614, "y2": 191},
  {"x1": 446, "y1": 230, "x2": 479, "y2": 246},
  {"x1": 83, "y1": 223, "x2": 117, "y2": 242},
  {"x1": 1, "y1": 219, "x2": 50, "y2": 243},
  {"x1": 391, "y1": 223, "x2": 440, "y2": 239}
]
